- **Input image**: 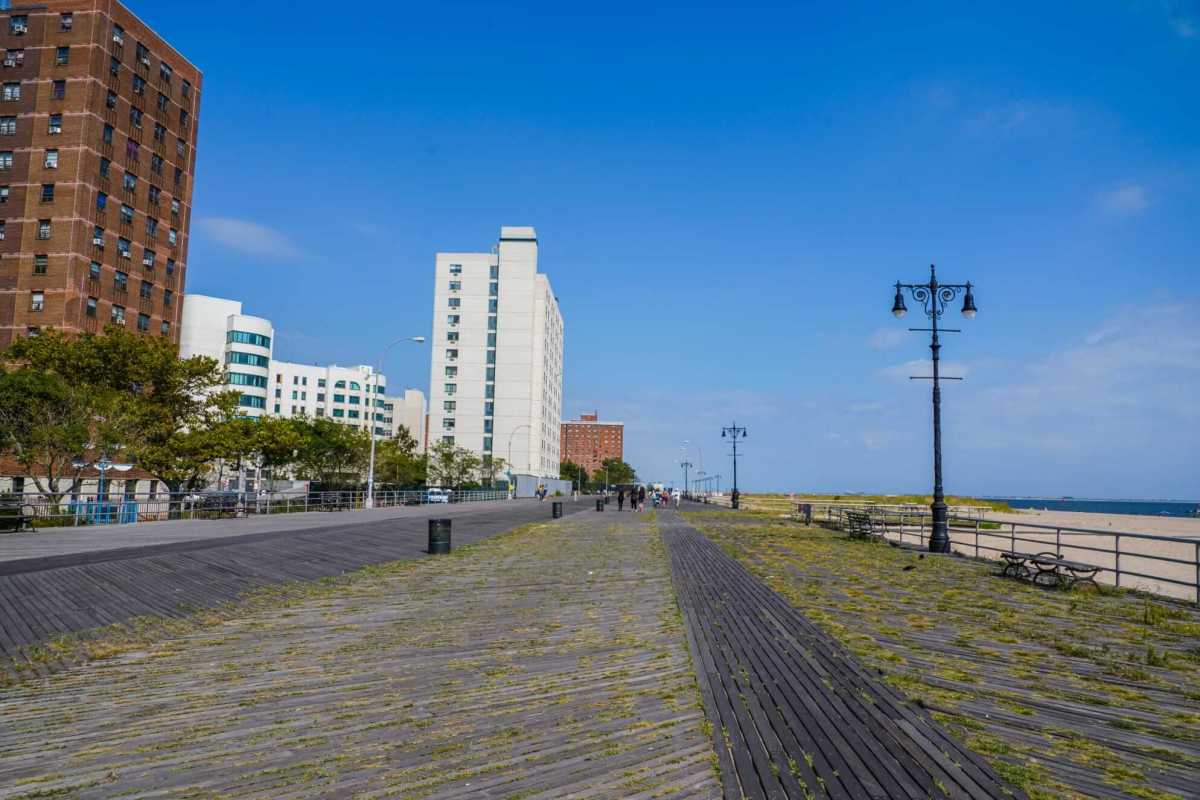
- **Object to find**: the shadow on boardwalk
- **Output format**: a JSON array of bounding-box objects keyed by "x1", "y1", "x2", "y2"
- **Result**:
[
  {"x1": 0, "y1": 514, "x2": 719, "y2": 799},
  {"x1": 661, "y1": 511, "x2": 1023, "y2": 800}
]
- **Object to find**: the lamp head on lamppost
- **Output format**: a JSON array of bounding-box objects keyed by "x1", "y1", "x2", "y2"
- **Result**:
[
  {"x1": 961, "y1": 283, "x2": 977, "y2": 319},
  {"x1": 892, "y1": 282, "x2": 908, "y2": 318}
]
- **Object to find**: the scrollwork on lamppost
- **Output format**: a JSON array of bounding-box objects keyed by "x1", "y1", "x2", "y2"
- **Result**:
[{"x1": 891, "y1": 264, "x2": 977, "y2": 553}]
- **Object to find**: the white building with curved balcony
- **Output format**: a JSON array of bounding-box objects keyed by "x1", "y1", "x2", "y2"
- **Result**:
[{"x1": 179, "y1": 294, "x2": 273, "y2": 416}]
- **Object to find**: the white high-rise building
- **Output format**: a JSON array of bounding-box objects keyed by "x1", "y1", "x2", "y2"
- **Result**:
[
  {"x1": 384, "y1": 389, "x2": 428, "y2": 451},
  {"x1": 427, "y1": 226, "x2": 563, "y2": 478},
  {"x1": 179, "y1": 294, "x2": 274, "y2": 417}
]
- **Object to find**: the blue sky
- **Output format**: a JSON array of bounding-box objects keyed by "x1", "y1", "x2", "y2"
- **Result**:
[{"x1": 154, "y1": 1, "x2": 1198, "y2": 499}]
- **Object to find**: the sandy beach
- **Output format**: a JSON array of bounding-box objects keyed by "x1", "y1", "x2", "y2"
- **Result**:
[
  {"x1": 987, "y1": 508, "x2": 1200, "y2": 538},
  {"x1": 944, "y1": 508, "x2": 1200, "y2": 602}
]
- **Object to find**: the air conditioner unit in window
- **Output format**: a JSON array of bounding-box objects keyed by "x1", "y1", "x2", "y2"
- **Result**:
[
  {"x1": 2, "y1": 60, "x2": 14, "y2": 68},
  {"x1": 140, "y1": 57, "x2": 150, "y2": 66},
  {"x1": 12, "y1": 24, "x2": 27, "y2": 34},
  {"x1": 92, "y1": 236, "x2": 103, "y2": 245}
]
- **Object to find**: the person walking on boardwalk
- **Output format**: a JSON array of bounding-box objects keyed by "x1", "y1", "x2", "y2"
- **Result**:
[
  {"x1": 637, "y1": 485, "x2": 646, "y2": 511},
  {"x1": 617, "y1": 487, "x2": 626, "y2": 511}
]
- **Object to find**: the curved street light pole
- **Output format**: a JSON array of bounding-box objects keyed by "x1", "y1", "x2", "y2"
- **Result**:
[
  {"x1": 891, "y1": 263, "x2": 977, "y2": 553},
  {"x1": 365, "y1": 336, "x2": 426, "y2": 509},
  {"x1": 506, "y1": 423, "x2": 532, "y2": 495},
  {"x1": 721, "y1": 423, "x2": 747, "y2": 509}
]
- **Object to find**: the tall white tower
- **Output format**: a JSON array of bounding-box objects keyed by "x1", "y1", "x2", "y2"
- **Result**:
[{"x1": 427, "y1": 227, "x2": 563, "y2": 478}]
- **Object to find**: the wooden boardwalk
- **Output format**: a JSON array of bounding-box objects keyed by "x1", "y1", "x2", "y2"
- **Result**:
[
  {"x1": 661, "y1": 513, "x2": 1023, "y2": 800},
  {"x1": 0, "y1": 513, "x2": 719, "y2": 799},
  {"x1": 0, "y1": 501, "x2": 585, "y2": 670}
]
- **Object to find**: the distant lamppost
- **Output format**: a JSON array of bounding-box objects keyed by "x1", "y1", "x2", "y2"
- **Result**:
[
  {"x1": 891, "y1": 264, "x2": 977, "y2": 553},
  {"x1": 72, "y1": 452, "x2": 134, "y2": 524},
  {"x1": 365, "y1": 335, "x2": 426, "y2": 509},
  {"x1": 680, "y1": 460, "x2": 693, "y2": 497},
  {"x1": 506, "y1": 423, "x2": 532, "y2": 492},
  {"x1": 721, "y1": 423, "x2": 747, "y2": 509}
]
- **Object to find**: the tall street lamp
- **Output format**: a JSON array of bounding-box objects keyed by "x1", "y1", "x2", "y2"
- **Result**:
[
  {"x1": 365, "y1": 335, "x2": 426, "y2": 509},
  {"x1": 721, "y1": 423, "x2": 747, "y2": 509},
  {"x1": 680, "y1": 460, "x2": 693, "y2": 497},
  {"x1": 891, "y1": 263, "x2": 977, "y2": 553},
  {"x1": 506, "y1": 423, "x2": 532, "y2": 493}
]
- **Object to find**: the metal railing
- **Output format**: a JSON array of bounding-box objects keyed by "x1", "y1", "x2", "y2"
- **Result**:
[
  {"x1": 0, "y1": 489, "x2": 512, "y2": 530},
  {"x1": 820, "y1": 505, "x2": 1200, "y2": 604}
]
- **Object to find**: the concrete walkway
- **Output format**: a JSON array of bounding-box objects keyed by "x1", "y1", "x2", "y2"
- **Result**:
[{"x1": 0, "y1": 499, "x2": 577, "y2": 563}]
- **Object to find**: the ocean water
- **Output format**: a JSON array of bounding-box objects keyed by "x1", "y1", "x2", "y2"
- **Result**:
[{"x1": 994, "y1": 498, "x2": 1199, "y2": 518}]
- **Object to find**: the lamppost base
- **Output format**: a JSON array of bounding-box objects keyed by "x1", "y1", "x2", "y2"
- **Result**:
[{"x1": 929, "y1": 500, "x2": 950, "y2": 553}]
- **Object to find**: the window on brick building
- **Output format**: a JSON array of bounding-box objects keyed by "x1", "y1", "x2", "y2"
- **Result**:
[
  {"x1": 33, "y1": 255, "x2": 47, "y2": 274},
  {"x1": 55, "y1": 47, "x2": 69, "y2": 66},
  {"x1": 111, "y1": 305, "x2": 125, "y2": 324},
  {"x1": 44, "y1": 149, "x2": 58, "y2": 169},
  {"x1": 51, "y1": 80, "x2": 65, "y2": 100},
  {"x1": 0, "y1": 116, "x2": 14, "y2": 136},
  {"x1": 37, "y1": 220, "x2": 51, "y2": 239},
  {"x1": 2, "y1": 83, "x2": 19, "y2": 101},
  {"x1": 30, "y1": 291, "x2": 44, "y2": 311},
  {"x1": 60, "y1": 13, "x2": 73, "y2": 32},
  {"x1": 40, "y1": 184, "x2": 53, "y2": 202},
  {"x1": 86, "y1": 297, "x2": 97, "y2": 316}
]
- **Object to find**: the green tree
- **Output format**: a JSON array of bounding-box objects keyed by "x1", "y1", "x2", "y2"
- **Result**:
[
  {"x1": 559, "y1": 459, "x2": 587, "y2": 488},
  {"x1": 600, "y1": 457, "x2": 637, "y2": 486},
  {"x1": 254, "y1": 416, "x2": 307, "y2": 485},
  {"x1": 375, "y1": 425, "x2": 427, "y2": 487},
  {"x1": 0, "y1": 369, "x2": 97, "y2": 509},
  {"x1": 292, "y1": 418, "x2": 369, "y2": 489},
  {"x1": 5, "y1": 328, "x2": 236, "y2": 505},
  {"x1": 478, "y1": 455, "x2": 508, "y2": 488},
  {"x1": 427, "y1": 441, "x2": 482, "y2": 489}
]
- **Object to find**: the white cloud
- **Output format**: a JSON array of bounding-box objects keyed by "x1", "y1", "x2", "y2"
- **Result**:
[
  {"x1": 195, "y1": 217, "x2": 303, "y2": 259},
  {"x1": 963, "y1": 102, "x2": 1036, "y2": 136},
  {"x1": 1097, "y1": 184, "x2": 1150, "y2": 216},
  {"x1": 965, "y1": 303, "x2": 1200, "y2": 457},
  {"x1": 866, "y1": 327, "x2": 908, "y2": 350}
]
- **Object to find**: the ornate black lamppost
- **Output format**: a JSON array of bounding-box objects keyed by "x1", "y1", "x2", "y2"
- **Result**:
[
  {"x1": 680, "y1": 460, "x2": 693, "y2": 498},
  {"x1": 721, "y1": 423, "x2": 747, "y2": 509},
  {"x1": 891, "y1": 264, "x2": 977, "y2": 553}
]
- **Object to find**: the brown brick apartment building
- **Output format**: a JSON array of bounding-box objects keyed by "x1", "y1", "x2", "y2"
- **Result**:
[
  {"x1": 0, "y1": 0, "x2": 200, "y2": 348},
  {"x1": 560, "y1": 411, "x2": 624, "y2": 475}
]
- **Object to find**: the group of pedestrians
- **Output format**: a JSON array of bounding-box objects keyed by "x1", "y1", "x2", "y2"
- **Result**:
[{"x1": 615, "y1": 486, "x2": 681, "y2": 511}]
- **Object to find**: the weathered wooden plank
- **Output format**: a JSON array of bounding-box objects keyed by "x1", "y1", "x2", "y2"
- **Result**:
[{"x1": 661, "y1": 513, "x2": 1024, "y2": 800}]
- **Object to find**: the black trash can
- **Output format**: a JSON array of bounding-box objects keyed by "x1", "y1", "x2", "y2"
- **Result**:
[
  {"x1": 552, "y1": 501, "x2": 563, "y2": 519},
  {"x1": 595, "y1": 498, "x2": 604, "y2": 512},
  {"x1": 428, "y1": 518, "x2": 452, "y2": 554}
]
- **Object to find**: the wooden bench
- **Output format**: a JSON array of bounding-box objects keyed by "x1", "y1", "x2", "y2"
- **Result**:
[
  {"x1": 999, "y1": 550, "x2": 1101, "y2": 590},
  {"x1": 1031, "y1": 553, "x2": 1101, "y2": 589},
  {"x1": 844, "y1": 510, "x2": 875, "y2": 539},
  {"x1": 0, "y1": 508, "x2": 34, "y2": 532}
]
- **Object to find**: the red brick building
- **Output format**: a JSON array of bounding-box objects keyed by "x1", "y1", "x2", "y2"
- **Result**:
[
  {"x1": 0, "y1": 0, "x2": 201, "y2": 348},
  {"x1": 560, "y1": 411, "x2": 624, "y2": 476}
]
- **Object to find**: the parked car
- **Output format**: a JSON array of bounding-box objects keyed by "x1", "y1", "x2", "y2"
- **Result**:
[{"x1": 426, "y1": 488, "x2": 451, "y2": 504}]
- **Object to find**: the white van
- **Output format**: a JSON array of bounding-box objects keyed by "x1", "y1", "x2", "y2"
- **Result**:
[{"x1": 425, "y1": 488, "x2": 451, "y2": 504}]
